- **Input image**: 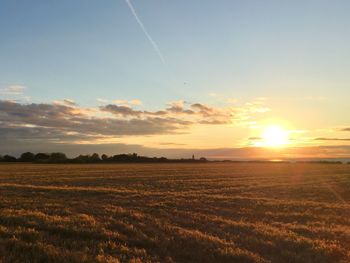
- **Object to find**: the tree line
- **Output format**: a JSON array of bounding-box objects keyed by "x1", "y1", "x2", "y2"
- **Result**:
[
  {"x1": 0, "y1": 152, "x2": 208, "y2": 164},
  {"x1": 0, "y1": 152, "x2": 347, "y2": 164}
]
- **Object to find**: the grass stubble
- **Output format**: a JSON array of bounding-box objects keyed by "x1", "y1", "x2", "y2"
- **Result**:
[{"x1": 0, "y1": 163, "x2": 349, "y2": 263}]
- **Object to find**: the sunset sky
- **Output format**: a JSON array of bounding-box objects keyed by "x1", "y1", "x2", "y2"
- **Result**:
[{"x1": 1, "y1": 0, "x2": 349, "y2": 159}]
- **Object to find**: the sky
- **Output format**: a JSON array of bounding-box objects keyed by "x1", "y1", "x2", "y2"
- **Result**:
[{"x1": 0, "y1": 0, "x2": 349, "y2": 159}]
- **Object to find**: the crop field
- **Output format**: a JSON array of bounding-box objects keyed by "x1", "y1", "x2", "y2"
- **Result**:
[{"x1": 0, "y1": 163, "x2": 349, "y2": 263}]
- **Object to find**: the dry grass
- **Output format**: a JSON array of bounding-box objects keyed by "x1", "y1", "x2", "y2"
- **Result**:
[{"x1": 0, "y1": 163, "x2": 349, "y2": 263}]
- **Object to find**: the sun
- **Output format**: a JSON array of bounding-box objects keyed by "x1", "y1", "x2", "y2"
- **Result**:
[{"x1": 261, "y1": 125, "x2": 289, "y2": 147}]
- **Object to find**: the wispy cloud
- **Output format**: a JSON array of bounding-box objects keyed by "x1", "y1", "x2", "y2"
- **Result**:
[
  {"x1": 124, "y1": 0, "x2": 166, "y2": 64},
  {"x1": 0, "y1": 85, "x2": 26, "y2": 95},
  {"x1": 96, "y1": 98, "x2": 109, "y2": 104},
  {"x1": 113, "y1": 99, "x2": 142, "y2": 106},
  {"x1": 315, "y1": 137, "x2": 350, "y2": 141},
  {"x1": 53, "y1": 99, "x2": 77, "y2": 106}
]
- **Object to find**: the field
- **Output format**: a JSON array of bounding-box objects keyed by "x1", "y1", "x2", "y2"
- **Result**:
[{"x1": 0, "y1": 163, "x2": 349, "y2": 263}]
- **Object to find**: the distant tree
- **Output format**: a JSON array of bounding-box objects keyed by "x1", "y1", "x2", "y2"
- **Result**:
[
  {"x1": 101, "y1": 154, "x2": 108, "y2": 161},
  {"x1": 0, "y1": 155, "x2": 3, "y2": 162},
  {"x1": 19, "y1": 152, "x2": 35, "y2": 162},
  {"x1": 159, "y1": 157, "x2": 168, "y2": 162},
  {"x1": 49, "y1": 152, "x2": 67, "y2": 162},
  {"x1": 3, "y1": 155, "x2": 17, "y2": 162},
  {"x1": 199, "y1": 157, "x2": 208, "y2": 162},
  {"x1": 35, "y1": 153, "x2": 50, "y2": 161},
  {"x1": 90, "y1": 153, "x2": 101, "y2": 162},
  {"x1": 74, "y1": 155, "x2": 90, "y2": 163}
]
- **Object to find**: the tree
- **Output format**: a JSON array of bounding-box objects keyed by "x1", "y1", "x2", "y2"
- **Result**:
[
  {"x1": 101, "y1": 154, "x2": 108, "y2": 161},
  {"x1": 3, "y1": 155, "x2": 17, "y2": 162},
  {"x1": 74, "y1": 155, "x2": 90, "y2": 163},
  {"x1": 35, "y1": 153, "x2": 50, "y2": 161},
  {"x1": 49, "y1": 152, "x2": 67, "y2": 162},
  {"x1": 19, "y1": 152, "x2": 35, "y2": 162},
  {"x1": 90, "y1": 153, "x2": 101, "y2": 162}
]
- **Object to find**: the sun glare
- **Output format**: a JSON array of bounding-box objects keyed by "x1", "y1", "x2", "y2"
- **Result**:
[{"x1": 261, "y1": 125, "x2": 289, "y2": 147}]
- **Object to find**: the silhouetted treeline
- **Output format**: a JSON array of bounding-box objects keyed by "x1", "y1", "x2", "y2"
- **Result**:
[
  {"x1": 0, "y1": 152, "x2": 208, "y2": 164},
  {"x1": 0, "y1": 153, "x2": 348, "y2": 164}
]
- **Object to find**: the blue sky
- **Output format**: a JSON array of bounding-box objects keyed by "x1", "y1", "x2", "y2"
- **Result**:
[
  {"x1": 1, "y1": 0, "x2": 349, "y2": 105},
  {"x1": 1, "y1": 0, "x2": 350, "y2": 157}
]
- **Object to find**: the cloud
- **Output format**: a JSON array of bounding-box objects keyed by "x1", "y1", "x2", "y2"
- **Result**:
[
  {"x1": 96, "y1": 98, "x2": 109, "y2": 103},
  {"x1": 158, "y1": 142, "x2": 187, "y2": 146},
  {"x1": 112, "y1": 99, "x2": 143, "y2": 106},
  {"x1": 100, "y1": 104, "x2": 143, "y2": 117},
  {"x1": 53, "y1": 99, "x2": 77, "y2": 106},
  {"x1": 0, "y1": 100, "x2": 191, "y2": 144},
  {"x1": 63, "y1": 99, "x2": 76, "y2": 106},
  {"x1": 1, "y1": 98, "x2": 346, "y2": 159},
  {"x1": 315, "y1": 137, "x2": 350, "y2": 141},
  {"x1": 245, "y1": 99, "x2": 271, "y2": 113},
  {"x1": 130, "y1": 99, "x2": 142, "y2": 105},
  {"x1": 191, "y1": 103, "x2": 213, "y2": 115},
  {"x1": 0, "y1": 85, "x2": 26, "y2": 95},
  {"x1": 100, "y1": 98, "x2": 270, "y2": 128},
  {"x1": 248, "y1": 137, "x2": 262, "y2": 140},
  {"x1": 166, "y1": 100, "x2": 195, "y2": 115},
  {"x1": 101, "y1": 100, "x2": 235, "y2": 125},
  {"x1": 0, "y1": 97, "x2": 271, "y2": 151},
  {"x1": 340, "y1": 128, "x2": 350, "y2": 132},
  {"x1": 191, "y1": 103, "x2": 222, "y2": 117}
]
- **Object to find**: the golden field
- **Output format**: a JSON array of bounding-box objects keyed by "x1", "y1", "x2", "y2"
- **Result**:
[{"x1": 0, "y1": 163, "x2": 349, "y2": 263}]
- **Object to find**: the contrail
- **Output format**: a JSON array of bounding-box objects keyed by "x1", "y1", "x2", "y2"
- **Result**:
[{"x1": 124, "y1": 0, "x2": 166, "y2": 64}]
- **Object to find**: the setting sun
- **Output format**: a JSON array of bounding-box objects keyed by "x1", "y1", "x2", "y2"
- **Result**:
[{"x1": 261, "y1": 125, "x2": 289, "y2": 147}]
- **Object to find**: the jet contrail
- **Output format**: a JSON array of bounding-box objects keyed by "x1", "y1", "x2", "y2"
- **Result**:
[{"x1": 124, "y1": 0, "x2": 166, "y2": 64}]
